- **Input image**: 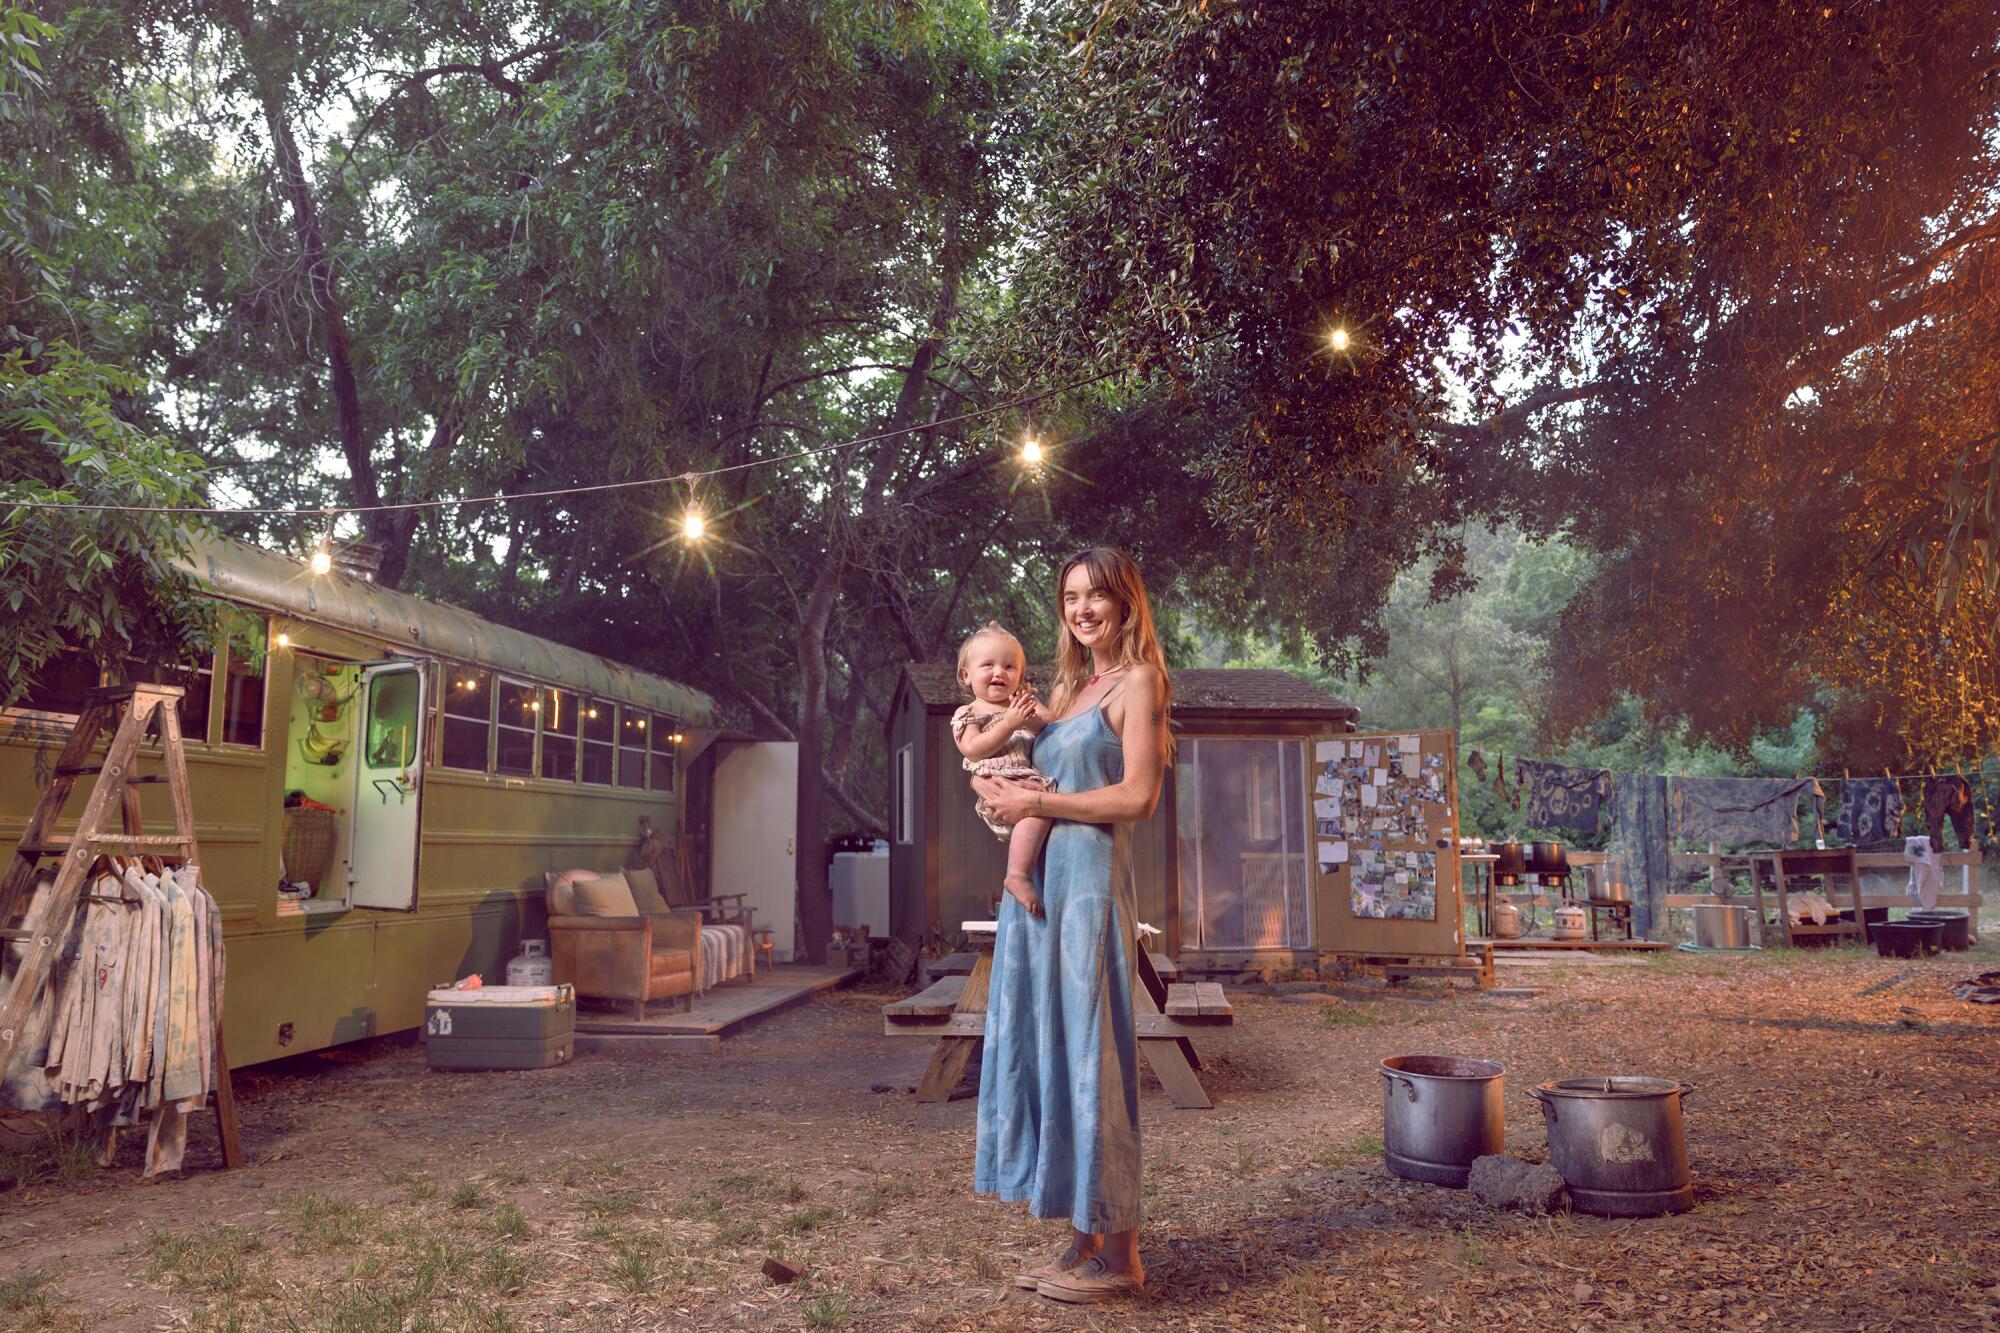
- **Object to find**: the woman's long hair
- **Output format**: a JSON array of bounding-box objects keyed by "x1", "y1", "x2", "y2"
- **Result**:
[{"x1": 1048, "y1": 547, "x2": 1173, "y2": 754}]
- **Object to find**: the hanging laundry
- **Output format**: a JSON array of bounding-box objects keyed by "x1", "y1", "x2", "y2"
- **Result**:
[
  {"x1": 1515, "y1": 759, "x2": 1615, "y2": 835},
  {"x1": 1606, "y1": 773, "x2": 1671, "y2": 937},
  {"x1": 1922, "y1": 776, "x2": 1975, "y2": 852},
  {"x1": 5, "y1": 861, "x2": 227, "y2": 1178},
  {"x1": 1905, "y1": 835, "x2": 1944, "y2": 910},
  {"x1": 1466, "y1": 750, "x2": 1488, "y2": 784},
  {"x1": 1671, "y1": 777, "x2": 1814, "y2": 847},
  {"x1": 1836, "y1": 777, "x2": 1904, "y2": 845},
  {"x1": 1492, "y1": 754, "x2": 1519, "y2": 810}
]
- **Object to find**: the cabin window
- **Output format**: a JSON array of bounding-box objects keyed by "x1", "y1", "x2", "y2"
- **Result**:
[
  {"x1": 893, "y1": 743, "x2": 914, "y2": 845},
  {"x1": 495, "y1": 678, "x2": 538, "y2": 776},
  {"x1": 617, "y1": 708, "x2": 648, "y2": 788},
  {"x1": 218, "y1": 611, "x2": 266, "y2": 747},
  {"x1": 441, "y1": 668, "x2": 493, "y2": 772},
  {"x1": 649, "y1": 713, "x2": 678, "y2": 792},
  {"x1": 540, "y1": 688, "x2": 579, "y2": 781},
  {"x1": 364, "y1": 669, "x2": 421, "y2": 769},
  {"x1": 1175, "y1": 738, "x2": 1312, "y2": 952},
  {"x1": 581, "y1": 697, "x2": 615, "y2": 785}
]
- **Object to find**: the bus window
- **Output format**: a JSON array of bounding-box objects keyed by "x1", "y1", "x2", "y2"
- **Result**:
[
  {"x1": 581, "y1": 698, "x2": 614, "y2": 785},
  {"x1": 15, "y1": 647, "x2": 101, "y2": 716},
  {"x1": 365, "y1": 670, "x2": 420, "y2": 769},
  {"x1": 119, "y1": 654, "x2": 212, "y2": 742},
  {"x1": 441, "y1": 668, "x2": 493, "y2": 772},
  {"x1": 219, "y1": 611, "x2": 266, "y2": 747},
  {"x1": 495, "y1": 679, "x2": 537, "y2": 776},
  {"x1": 649, "y1": 713, "x2": 677, "y2": 792},
  {"x1": 617, "y1": 708, "x2": 647, "y2": 788},
  {"x1": 540, "y1": 688, "x2": 578, "y2": 782}
]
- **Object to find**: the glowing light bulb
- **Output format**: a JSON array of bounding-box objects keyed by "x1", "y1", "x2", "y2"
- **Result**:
[
  {"x1": 682, "y1": 510, "x2": 707, "y2": 543},
  {"x1": 1328, "y1": 326, "x2": 1351, "y2": 352},
  {"x1": 309, "y1": 547, "x2": 333, "y2": 576},
  {"x1": 1021, "y1": 438, "x2": 1044, "y2": 466},
  {"x1": 276, "y1": 633, "x2": 290, "y2": 649}
]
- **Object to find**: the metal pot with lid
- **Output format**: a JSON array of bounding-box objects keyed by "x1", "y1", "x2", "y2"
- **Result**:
[{"x1": 1531, "y1": 1075, "x2": 1697, "y2": 1217}]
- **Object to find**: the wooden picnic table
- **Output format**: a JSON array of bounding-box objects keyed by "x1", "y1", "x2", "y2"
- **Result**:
[{"x1": 883, "y1": 921, "x2": 1230, "y2": 1109}]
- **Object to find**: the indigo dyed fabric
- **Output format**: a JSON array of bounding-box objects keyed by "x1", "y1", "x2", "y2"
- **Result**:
[
  {"x1": 1516, "y1": 759, "x2": 1614, "y2": 835},
  {"x1": 1607, "y1": 773, "x2": 1671, "y2": 937},
  {"x1": 1836, "y1": 777, "x2": 1904, "y2": 846},
  {"x1": 974, "y1": 703, "x2": 1143, "y2": 1233},
  {"x1": 1671, "y1": 777, "x2": 1812, "y2": 847}
]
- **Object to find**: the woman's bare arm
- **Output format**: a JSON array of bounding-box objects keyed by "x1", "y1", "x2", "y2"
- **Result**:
[{"x1": 971, "y1": 668, "x2": 1166, "y2": 825}]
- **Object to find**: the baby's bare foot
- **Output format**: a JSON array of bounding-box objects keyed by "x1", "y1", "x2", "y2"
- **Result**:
[{"x1": 1003, "y1": 872, "x2": 1043, "y2": 918}]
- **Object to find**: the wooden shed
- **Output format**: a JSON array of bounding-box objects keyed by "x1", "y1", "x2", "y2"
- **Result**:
[{"x1": 884, "y1": 664, "x2": 1363, "y2": 968}]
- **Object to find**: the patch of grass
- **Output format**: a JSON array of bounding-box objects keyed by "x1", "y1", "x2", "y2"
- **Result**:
[
  {"x1": 489, "y1": 1203, "x2": 530, "y2": 1241},
  {"x1": 1310, "y1": 1129, "x2": 1385, "y2": 1169},
  {"x1": 481, "y1": 1244, "x2": 527, "y2": 1297},
  {"x1": 384, "y1": 1167, "x2": 439, "y2": 1203},
  {"x1": 0, "y1": 1127, "x2": 98, "y2": 1192},
  {"x1": 1320, "y1": 1005, "x2": 1382, "y2": 1027},
  {"x1": 608, "y1": 1241, "x2": 658, "y2": 1296},
  {"x1": 1234, "y1": 1141, "x2": 1259, "y2": 1178},
  {"x1": 554, "y1": 1151, "x2": 625, "y2": 1186},
  {"x1": 802, "y1": 1293, "x2": 853, "y2": 1328},
  {"x1": 286, "y1": 1192, "x2": 368, "y2": 1250},
  {"x1": 0, "y1": 1269, "x2": 69, "y2": 1326},
  {"x1": 1453, "y1": 1227, "x2": 1486, "y2": 1266},
  {"x1": 144, "y1": 1225, "x2": 266, "y2": 1297},
  {"x1": 781, "y1": 1206, "x2": 836, "y2": 1234},
  {"x1": 484, "y1": 1166, "x2": 529, "y2": 1187},
  {"x1": 714, "y1": 1218, "x2": 760, "y2": 1247},
  {"x1": 450, "y1": 1181, "x2": 489, "y2": 1210},
  {"x1": 581, "y1": 1187, "x2": 641, "y2": 1219},
  {"x1": 580, "y1": 1221, "x2": 624, "y2": 1244}
]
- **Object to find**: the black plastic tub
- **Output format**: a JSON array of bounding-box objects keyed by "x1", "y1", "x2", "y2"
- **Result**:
[
  {"x1": 1906, "y1": 910, "x2": 1972, "y2": 952},
  {"x1": 1872, "y1": 920, "x2": 1946, "y2": 958},
  {"x1": 1836, "y1": 907, "x2": 1891, "y2": 927}
]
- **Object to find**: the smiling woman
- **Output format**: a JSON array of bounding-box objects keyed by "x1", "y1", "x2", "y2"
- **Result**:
[{"x1": 970, "y1": 547, "x2": 1171, "y2": 1304}]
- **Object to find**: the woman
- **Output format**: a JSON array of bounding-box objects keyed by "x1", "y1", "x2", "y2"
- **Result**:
[{"x1": 970, "y1": 546, "x2": 1171, "y2": 1304}]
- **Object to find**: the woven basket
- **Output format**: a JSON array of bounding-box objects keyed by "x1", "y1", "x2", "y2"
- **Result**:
[{"x1": 282, "y1": 807, "x2": 339, "y2": 891}]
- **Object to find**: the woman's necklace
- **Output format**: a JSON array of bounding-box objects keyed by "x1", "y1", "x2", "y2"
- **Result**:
[{"x1": 1085, "y1": 664, "x2": 1129, "y2": 688}]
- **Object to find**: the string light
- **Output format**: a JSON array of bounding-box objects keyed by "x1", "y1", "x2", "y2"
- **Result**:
[
  {"x1": 1328, "y1": 326, "x2": 1351, "y2": 352},
  {"x1": 681, "y1": 510, "x2": 707, "y2": 544},
  {"x1": 1021, "y1": 437, "x2": 1044, "y2": 466},
  {"x1": 275, "y1": 633, "x2": 290, "y2": 649},
  {"x1": 308, "y1": 544, "x2": 333, "y2": 576}
]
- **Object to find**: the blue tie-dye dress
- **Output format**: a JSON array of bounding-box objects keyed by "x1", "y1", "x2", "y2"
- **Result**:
[{"x1": 973, "y1": 700, "x2": 1143, "y2": 1233}]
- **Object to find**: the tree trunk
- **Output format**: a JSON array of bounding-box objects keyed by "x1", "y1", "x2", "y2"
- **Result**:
[{"x1": 793, "y1": 563, "x2": 841, "y2": 964}]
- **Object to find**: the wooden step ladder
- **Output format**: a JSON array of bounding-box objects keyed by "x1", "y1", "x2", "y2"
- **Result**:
[{"x1": 0, "y1": 683, "x2": 242, "y2": 1170}]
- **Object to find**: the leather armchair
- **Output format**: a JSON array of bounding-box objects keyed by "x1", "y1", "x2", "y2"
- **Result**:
[{"x1": 545, "y1": 873, "x2": 701, "y2": 1019}]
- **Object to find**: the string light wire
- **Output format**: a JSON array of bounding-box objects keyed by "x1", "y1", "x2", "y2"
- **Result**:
[{"x1": 0, "y1": 359, "x2": 1135, "y2": 521}]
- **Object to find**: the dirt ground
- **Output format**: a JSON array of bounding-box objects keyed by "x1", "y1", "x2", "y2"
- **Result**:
[{"x1": 2, "y1": 941, "x2": 1997, "y2": 1332}]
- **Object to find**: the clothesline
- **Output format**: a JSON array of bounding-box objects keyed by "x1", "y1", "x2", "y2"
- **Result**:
[{"x1": 1478, "y1": 750, "x2": 1997, "y2": 786}]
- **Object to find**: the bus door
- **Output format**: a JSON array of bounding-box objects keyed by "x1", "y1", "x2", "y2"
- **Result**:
[{"x1": 348, "y1": 660, "x2": 427, "y2": 910}]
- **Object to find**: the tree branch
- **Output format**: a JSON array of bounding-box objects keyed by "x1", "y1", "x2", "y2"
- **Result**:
[{"x1": 1418, "y1": 382, "x2": 1613, "y2": 442}]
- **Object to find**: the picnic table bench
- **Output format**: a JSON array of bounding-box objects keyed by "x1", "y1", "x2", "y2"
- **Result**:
[{"x1": 883, "y1": 923, "x2": 1230, "y2": 1108}]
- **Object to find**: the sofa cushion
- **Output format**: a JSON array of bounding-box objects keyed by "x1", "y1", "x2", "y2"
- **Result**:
[
  {"x1": 648, "y1": 947, "x2": 694, "y2": 978},
  {"x1": 625, "y1": 867, "x2": 672, "y2": 915},
  {"x1": 572, "y1": 872, "x2": 639, "y2": 918}
]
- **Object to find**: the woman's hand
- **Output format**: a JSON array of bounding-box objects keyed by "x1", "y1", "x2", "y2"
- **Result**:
[{"x1": 972, "y1": 774, "x2": 1042, "y2": 826}]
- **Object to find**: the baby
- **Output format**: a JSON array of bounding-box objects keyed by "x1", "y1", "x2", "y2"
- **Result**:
[{"x1": 951, "y1": 623, "x2": 1053, "y2": 918}]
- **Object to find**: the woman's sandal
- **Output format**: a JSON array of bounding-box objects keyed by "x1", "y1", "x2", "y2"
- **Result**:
[
  {"x1": 1036, "y1": 1257, "x2": 1145, "y2": 1303},
  {"x1": 1010, "y1": 1252, "x2": 1087, "y2": 1290}
]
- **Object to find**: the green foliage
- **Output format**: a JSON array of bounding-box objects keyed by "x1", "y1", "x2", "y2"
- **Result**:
[{"x1": 0, "y1": 1, "x2": 214, "y2": 703}]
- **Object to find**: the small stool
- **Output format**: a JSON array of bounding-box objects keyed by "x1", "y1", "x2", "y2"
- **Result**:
[{"x1": 752, "y1": 927, "x2": 775, "y2": 972}]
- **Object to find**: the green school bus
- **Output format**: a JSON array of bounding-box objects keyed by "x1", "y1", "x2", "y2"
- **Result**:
[{"x1": 1, "y1": 535, "x2": 714, "y2": 1067}]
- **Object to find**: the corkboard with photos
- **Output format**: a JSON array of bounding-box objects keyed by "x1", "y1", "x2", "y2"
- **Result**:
[{"x1": 1311, "y1": 728, "x2": 1463, "y2": 957}]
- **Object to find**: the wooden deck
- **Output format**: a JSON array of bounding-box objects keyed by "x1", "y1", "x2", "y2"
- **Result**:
[
  {"x1": 573, "y1": 964, "x2": 861, "y2": 1053},
  {"x1": 1471, "y1": 935, "x2": 1671, "y2": 952}
]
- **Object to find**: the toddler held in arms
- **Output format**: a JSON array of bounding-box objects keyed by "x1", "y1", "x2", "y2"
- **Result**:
[{"x1": 951, "y1": 623, "x2": 1053, "y2": 918}]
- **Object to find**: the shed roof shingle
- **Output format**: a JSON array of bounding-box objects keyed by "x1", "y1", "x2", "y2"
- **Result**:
[{"x1": 899, "y1": 663, "x2": 1355, "y2": 717}]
